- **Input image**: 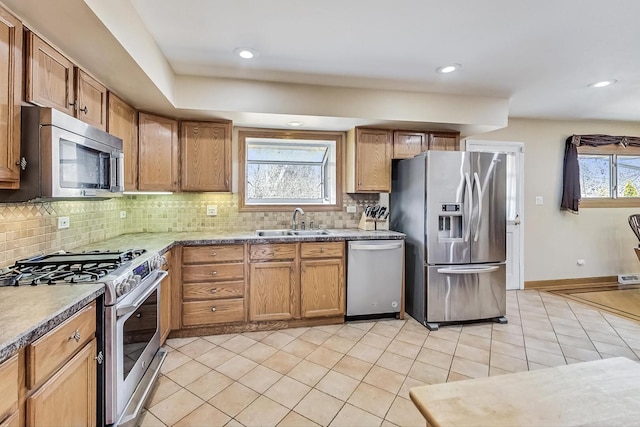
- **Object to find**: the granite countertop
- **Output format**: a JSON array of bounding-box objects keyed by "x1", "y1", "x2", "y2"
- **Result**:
[
  {"x1": 0, "y1": 228, "x2": 404, "y2": 364},
  {"x1": 0, "y1": 284, "x2": 104, "y2": 363}
]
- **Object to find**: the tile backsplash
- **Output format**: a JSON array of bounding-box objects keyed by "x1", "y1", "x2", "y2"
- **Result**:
[{"x1": 0, "y1": 193, "x2": 378, "y2": 267}]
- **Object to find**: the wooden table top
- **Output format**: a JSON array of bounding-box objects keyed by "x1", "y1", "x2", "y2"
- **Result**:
[{"x1": 409, "y1": 357, "x2": 640, "y2": 427}]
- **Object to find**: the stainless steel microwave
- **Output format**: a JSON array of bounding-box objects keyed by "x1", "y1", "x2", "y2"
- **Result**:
[{"x1": 1, "y1": 106, "x2": 124, "y2": 202}]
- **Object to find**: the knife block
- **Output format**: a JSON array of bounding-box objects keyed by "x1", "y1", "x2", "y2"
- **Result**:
[{"x1": 358, "y1": 213, "x2": 376, "y2": 231}]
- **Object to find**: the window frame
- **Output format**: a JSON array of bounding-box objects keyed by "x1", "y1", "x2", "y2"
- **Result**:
[
  {"x1": 578, "y1": 145, "x2": 640, "y2": 208},
  {"x1": 238, "y1": 129, "x2": 344, "y2": 212}
]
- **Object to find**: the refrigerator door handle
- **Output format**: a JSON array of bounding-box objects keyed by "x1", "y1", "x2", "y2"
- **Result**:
[
  {"x1": 437, "y1": 266, "x2": 499, "y2": 274},
  {"x1": 473, "y1": 171, "x2": 483, "y2": 242},
  {"x1": 464, "y1": 172, "x2": 473, "y2": 242}
]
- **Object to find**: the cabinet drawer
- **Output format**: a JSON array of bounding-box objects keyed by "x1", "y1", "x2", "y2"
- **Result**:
[
  {"x1": 183, "y1": 245, "x2": 244, "y2": 264},
  {"x1": 182, "y1": 299, "x2": 245, "y2": 326},
  {"x1": 0, "y1": 354, "x2": 18, "y2": 422},
  {"x1": 183, "y1": 281, "x2": 244, "y2": 301},
  {"x1": 182, "y1": 263, "x2": 244, "y2": 283},
  {"x1": 27, "y1": 301, "x2": 96, "y2": 389},
  {"x1": 301, "y1": 242, "x2": 344, "y2": 259},
  {"x1": 250, "y1": 244, "x2": 296, "y2": 261}
]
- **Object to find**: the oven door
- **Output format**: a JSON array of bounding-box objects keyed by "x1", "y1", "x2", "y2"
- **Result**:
[
  {"x1": 45, "y1": 125, "x2": 124, "y2": 198},
  {"x1": 106, "y1": 270, "x2": 167, "y2": 425}
]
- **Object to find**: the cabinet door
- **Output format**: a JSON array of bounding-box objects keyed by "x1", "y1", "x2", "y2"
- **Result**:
[
  {"x1": 138, "y1": 112, "x2": 179, "y2": 191},
  {"x1": 160, "y1": 267, "x2": 171, "y2": 345},
  {"x1": 301, "y1": 259, "x2": 344, "y2": 318},
  {"x1": 26, "y1": 338, "x2": 96, "y2": 427},
  {"x1": 393, "y1": 131, "x2": 425, "y2": 159},
  {"x1": 76, "y1": 69, "x2": 107, "y2": 131},
  {"x1": 107, "y1": 94, "x2": 138, "y2": 191},
  {"x1": 26, "y1": 32, "x2": 75, "y2": 116},
  {"x1": 429, "y1": 132, "x2": 460, "y2": 151},
  {"x1": 181, "y1": 121, "x2": 232, "y2": 192},
  {"x1": 356, "y1": 128, "x2": 392, "y2": 192},
  {"x1": 249, "y1": 261, "x2": 297, "y2": 321},
  {"x1": 0, "y1": 7, "x2": 22, "y2": 187}
]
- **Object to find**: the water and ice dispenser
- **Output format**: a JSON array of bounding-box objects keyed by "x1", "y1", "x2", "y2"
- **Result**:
[{"x1": 438, "y1": 203, "x2": 463, "y2": 240}]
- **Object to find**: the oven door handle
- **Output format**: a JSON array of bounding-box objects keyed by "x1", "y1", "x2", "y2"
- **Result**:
[{"x1": 116, "y1": 270, "x2": 168, "y2": 317}]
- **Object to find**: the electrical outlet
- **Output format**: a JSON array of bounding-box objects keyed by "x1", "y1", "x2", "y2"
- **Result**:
[
  {"x1": 346, "y1": 206, "x2": 357, "y2": 213},
  {"x1": 535, "y1": 196, "x2": 544, "y2": 205},
  {"x1": 206, "y1": 205, "x2": 218, "y2": 216},
  {"x1": 120, "y1": 211, "x2": 127, "y2": 219},
  {"x1": 58, "y1": 217, "x2": 70, "y2": 229}
]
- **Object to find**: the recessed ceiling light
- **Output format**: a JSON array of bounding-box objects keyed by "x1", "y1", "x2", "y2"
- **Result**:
[
  {"x1": 234, "y1": 48, "x2": 257, "y2": 59},
  {"x1": 436, "y1": 64, "x2": 462, "y2": 74},
  {"x1": 287, "y1": 121, "x2": 304, "y2": 127},
  {"x1": 589, "y1": 79, "x2": 617, "y2": 88}
]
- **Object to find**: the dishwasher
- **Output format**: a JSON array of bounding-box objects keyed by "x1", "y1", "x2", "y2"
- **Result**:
[{"x1": 346, "y1": 240, "x2": 404, "y2": 320}]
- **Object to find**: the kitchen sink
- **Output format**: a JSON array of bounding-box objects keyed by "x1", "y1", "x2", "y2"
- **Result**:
[
  {"x1": 256, "y1": 230, "x2": 291, "y2": 237},
  {"x1": 288, "y1": 230, "x2": 329, "y2": 236},
  {"x1": 256, "y1": 229, "x2": 329, "y2": 237}
]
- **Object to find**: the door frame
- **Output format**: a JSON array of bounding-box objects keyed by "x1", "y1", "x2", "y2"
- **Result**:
[{"x1": 465, "y1": 139, "x2": 525, "y2": 290}]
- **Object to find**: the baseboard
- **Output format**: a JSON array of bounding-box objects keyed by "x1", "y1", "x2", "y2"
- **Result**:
[{"x1": 524, "y1": 276, "x2": 618, "y2": 290}]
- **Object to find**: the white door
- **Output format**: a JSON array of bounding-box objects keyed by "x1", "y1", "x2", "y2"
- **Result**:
[{"x1": 466, "y1": 140, "x2": 524, "y2": 290}]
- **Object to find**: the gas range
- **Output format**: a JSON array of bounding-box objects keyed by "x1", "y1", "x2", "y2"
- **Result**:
[{"x1": 0, "y1": 249, "x2": 165, "y2": 305}]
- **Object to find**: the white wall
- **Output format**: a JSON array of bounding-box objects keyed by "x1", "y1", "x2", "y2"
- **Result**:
[{"x1": 470, "y1": 118, "x2": 640, "y2": 282}]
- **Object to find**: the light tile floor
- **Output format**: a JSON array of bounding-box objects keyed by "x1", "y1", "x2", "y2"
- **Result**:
[{"x1": 140, "y1": 290, "x2": 640, "y2": 427}]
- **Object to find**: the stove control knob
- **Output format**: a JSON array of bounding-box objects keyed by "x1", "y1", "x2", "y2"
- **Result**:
[
  {"x1": 116, "y1": 280, "x2": 131, "y2": 297},
  {"x1": 150, "y1": 255, "x2": 166, "y2": 270}
]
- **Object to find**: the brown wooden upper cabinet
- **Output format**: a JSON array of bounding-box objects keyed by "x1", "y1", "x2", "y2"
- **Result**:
[
  {"x1": 346, "y1": 128, "x2": 392, "y2": 193},
  {"x1": 392, "y1": 130, "x2": 460, "y2": 159},
  {"x1": 107, "y1": 94, "x2": 138, "y2": 191},
  {"x1": 180, "y1": 120, "x2": 232, "y2": 192},
  {"x1": 0, "y1": 6, "x2": 22, "y2": 189},
  {"x1": 26, "y1": 31, "x2": 107, "y2": 130},
  {"x1": 138, "y1": 112, "x2": 179, "y2": 192},
  {"x1": 75, "y1": 69, "x2": 107, "y2": 130},
  {"x1": 429, "y1": 132, "x2": 460, "y2": 151},
  {"x1": 393, "y1": 131, "x2": 426, "y2": 159}
]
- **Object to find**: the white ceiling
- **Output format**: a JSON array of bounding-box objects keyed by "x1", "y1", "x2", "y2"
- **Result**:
[{"x1": 129, "y1": 0, "x2": 640, "y2": 122}]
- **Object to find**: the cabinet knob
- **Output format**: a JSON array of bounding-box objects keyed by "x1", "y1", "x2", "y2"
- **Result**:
[
  {"x1": 79, "y1": 105, "x2": 88, "y2": 115},
  {"x1": 211, "y1": 307, "x2": 217, "y2": 312},
  {"x1": 210, "y1": 271, "x2": 217, "y2": 275},
  {"x1": 69, "y1": 329, "x2": 81, "y2": 342},
  {"x1": 210, "y1": 288, "x2": 218, "y2": 293},
  {"x1": 320, "y1": 247, "x2": 325, "y2": 253}
]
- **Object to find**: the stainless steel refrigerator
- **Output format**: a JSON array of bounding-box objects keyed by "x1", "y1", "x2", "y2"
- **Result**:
[{"x1": 390, "y1": 151, "x2": 507, "y2": 330}]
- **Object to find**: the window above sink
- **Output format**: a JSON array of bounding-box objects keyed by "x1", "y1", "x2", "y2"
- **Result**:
[{"x1": 239, "y1": 129, "x2": 344, "y2": 212}]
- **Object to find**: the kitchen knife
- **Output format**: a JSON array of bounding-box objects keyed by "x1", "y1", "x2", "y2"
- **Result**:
[
  {"x1": 370, "y1": 206, "x2": 379, "y2": 218},
  {"x1": 377, "y1": 207, "x2": 387, "y2": 219},
  {"x1": 365, "y1": 206, "x2": 372, "y2": 217}
]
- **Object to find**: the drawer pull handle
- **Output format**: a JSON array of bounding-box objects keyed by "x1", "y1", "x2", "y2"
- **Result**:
[
  {"x1": 211, "y1": 271, "x2": 217, "y2": 275},
  {"x1": 211, "y1": 252, "x2": 217, "y2": 256},
  {"x1": 70, "y1": 329, "x2": 81, "y2": 342},
  {"x1": 211, "y1": 307, "x2": 217, "y2": 312},
  {"x1": 320, "y1": 247, "x2": 325, "y2": 253},
  {"x1": 210, "y1": 288, "x2": 218, "y2": 293}
]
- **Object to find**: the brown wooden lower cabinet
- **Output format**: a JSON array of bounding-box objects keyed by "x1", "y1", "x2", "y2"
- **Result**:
[
  {"x1": 26, "y1": 338, "x2": 97, "y2": 427},
  {"x1": 301, "y1": 258, "x2": 344, "y2": 318},
  {"x1": 0, "y1": 354, "x2": 18, "y2": 425},
  {"x1": 249, "y1": 261, "x2": 297, "y2": 321}
]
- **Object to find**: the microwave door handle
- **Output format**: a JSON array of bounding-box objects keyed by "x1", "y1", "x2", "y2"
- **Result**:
[
  {"x1": 473, "y1": 172, "x2": 483, "y2": 242},
  {"x1": 464, "y1": 172, "x2": 472, "y2": 242},
  {"x1": 111, "y1": 152, "x2": 124, "y2": 192}
]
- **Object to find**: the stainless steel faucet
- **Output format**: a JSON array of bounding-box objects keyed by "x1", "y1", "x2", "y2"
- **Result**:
[{"x1": 292, "y1": 207, "x2": 305, "y2": 230}]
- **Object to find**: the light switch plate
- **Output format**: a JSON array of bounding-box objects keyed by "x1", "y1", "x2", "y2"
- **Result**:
[
  {"x1": 346, "y1": 206, "x2": 357, "y2": 213},
  {"x1": 58, "y1": 217, "x2": 70, "y2": 229},
  {"x1": 206, "y1": 205, "x2": 218, "y2": 216},
  {"x1": 535, "y1": 196, "x2": 544, "y2": 205}
]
